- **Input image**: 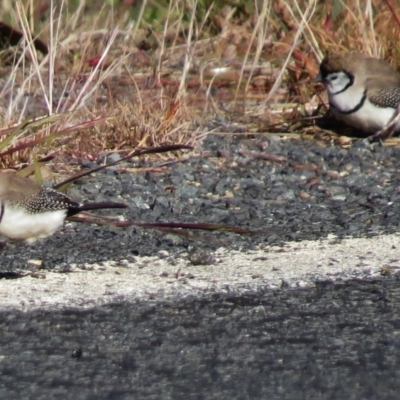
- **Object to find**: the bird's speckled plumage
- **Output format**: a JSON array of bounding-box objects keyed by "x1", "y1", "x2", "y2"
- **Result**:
[
  {"x1": 8, "y1": 187, "x2": 79, "y2": 214},
  {"x1": 0, "y1": 170, "x2": 127, "y2": 242}
]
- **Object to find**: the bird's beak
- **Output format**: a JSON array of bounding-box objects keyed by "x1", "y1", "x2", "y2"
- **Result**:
[{"x1": 313, "y1": 71, "x2": 323, "y2": 83}]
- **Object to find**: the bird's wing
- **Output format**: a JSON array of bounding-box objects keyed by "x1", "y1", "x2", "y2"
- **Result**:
[
  {"x1": 0, "y1": 187, "x2": 78, "y2": 213},
  {"x1": 367, "y1": 77, "x2": 400, "y2": 109}
]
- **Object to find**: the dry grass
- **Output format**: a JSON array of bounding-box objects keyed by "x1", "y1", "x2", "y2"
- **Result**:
[{"x1": 0, "y1": 0, "x2": 398, "y2": 170}]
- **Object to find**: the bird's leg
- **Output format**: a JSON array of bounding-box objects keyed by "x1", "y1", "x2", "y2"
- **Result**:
[{"x1": 368, "y1": 103, "x2": 400, "y2": 143}]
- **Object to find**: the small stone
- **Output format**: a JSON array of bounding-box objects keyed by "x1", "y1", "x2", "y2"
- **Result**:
[
  {"x1": 27, "y1": 259, "x2": 43, "y2": 269},
  {"x1": 188, "y1": 249, "x2": 216, "y2": 266},
  {"x1": 158, "y1": 250, "x2": 170, "y2": 259},
  {"x1": 30, "y1": 272, "x2": 46, "y2": 279}
]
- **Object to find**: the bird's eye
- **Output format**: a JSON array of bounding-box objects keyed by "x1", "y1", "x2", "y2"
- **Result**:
[{"x1": 329, "y1": 74, "x2": 338, "y2": 81}]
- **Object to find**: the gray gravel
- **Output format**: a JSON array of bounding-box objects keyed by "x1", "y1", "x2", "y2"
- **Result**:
[{"x1": 2, "y1": 133, "x2": 400, "y2": 268}]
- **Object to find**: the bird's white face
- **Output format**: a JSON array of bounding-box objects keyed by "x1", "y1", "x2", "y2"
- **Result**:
[
  {"x1": 323, "y1": 71, "x2": 352, "y2": 95},
  {"x1": 319, "y1": 69, "x2": 365, "y2": 114}
]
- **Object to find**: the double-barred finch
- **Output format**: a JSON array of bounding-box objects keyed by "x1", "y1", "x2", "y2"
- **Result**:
[
  {"x1": 0, "y1": 170, "x2": 127, "y2": 243},
  {"x1": 315, "y1": 52, "x2": 400, "y2": 134}
]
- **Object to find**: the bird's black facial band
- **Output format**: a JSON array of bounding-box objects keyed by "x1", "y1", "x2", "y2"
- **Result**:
[{"x1": 0, "y1": 203, "x2": 4, "y2": 223}]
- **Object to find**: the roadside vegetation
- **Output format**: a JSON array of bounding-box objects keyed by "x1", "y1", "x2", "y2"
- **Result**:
[{"x1": 0, "y1": 0, "x2": 398, "y2": 172}]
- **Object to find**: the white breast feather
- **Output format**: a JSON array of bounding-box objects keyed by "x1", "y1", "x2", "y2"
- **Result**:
[
  {"x1": 332, "y1": 96, "x2": 399, "y2": 132},
  {"x1": 0, "y1": 205, "x2": 67, "y2": 243},
  {"x1": 329, "y1": 86, "x2": 400, "y2": 132}
]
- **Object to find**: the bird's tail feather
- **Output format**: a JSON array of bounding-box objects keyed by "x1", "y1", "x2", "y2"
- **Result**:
[{"x1": 67, "y1": 201, "x2": 127, "y2": 217}]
